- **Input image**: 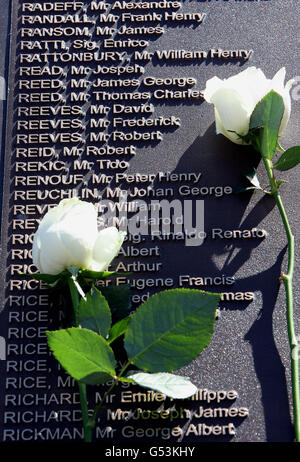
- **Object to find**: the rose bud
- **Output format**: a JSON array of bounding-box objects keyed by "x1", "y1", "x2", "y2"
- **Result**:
[
  {"x1": 202, "y1": 67, "x2": 294, "y2": 144},
  {"x1": 32, "y1": 198, "x2": 125, "y2": 275}
]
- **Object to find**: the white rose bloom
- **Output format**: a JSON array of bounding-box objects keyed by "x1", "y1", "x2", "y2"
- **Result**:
[
  {"x1": 32, "y1": 198, "x2": 126, "y2": 275},
  {"x1": 202, "y1": 67, "x2": 294, "y2": 144}
]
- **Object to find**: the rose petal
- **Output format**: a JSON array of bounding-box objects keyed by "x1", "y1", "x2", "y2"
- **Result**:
[
  {"x1": 32, "y1": 198, "x2": 99, "y2": 274},
  {"x1": 210, "y1": 87, "x2": 250, "y2": 141},
  {"x1": 232, "y1": 68, "x2": 270, "y2": 110},
  {"x1": 38, "y1": 225, "x2": 74, "y2": 274},
  {"x1": 271, "y1": 67, "x2": 286, "y2": 89},
  {"x1": 91, "y1": 228, "x2": 126, "y2": 272},
  {"x1": 32, "y1": 233, "x2": 42, "y2": 272},
  {"x1": 202, "y1": 66, "x2": 293, "y2": 144},
  {"x1": 202, "y1": 76, "x2": 224, "y2": 102},
  {"x1": 271, "y1": 68, "x2": 294, "y2": 133},
  {"x1": 58, "y1": 200, "x2": 98, "y2": 268}
]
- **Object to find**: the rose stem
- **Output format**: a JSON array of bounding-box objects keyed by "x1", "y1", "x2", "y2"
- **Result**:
[
  {"x1": 68, "y1": 277, "x2": 92, "y2": 443},
  {"x1": 89, "y1": 362, "x2": 131, "y2": 429},
  {"x1": 263, "y1": 157, "x2": 300, "y2": 442}
]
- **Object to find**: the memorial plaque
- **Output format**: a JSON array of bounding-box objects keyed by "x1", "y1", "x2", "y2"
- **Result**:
[{"x1": 0, "y1": 0, "x2": 299, "y2": 443}]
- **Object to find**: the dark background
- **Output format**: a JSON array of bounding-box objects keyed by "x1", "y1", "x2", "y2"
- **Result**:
[{"x1": 0, "y1": 0, "x2": 299, "y2": 442}]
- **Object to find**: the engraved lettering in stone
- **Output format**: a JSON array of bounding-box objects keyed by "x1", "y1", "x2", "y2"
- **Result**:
[
  {"x1": 2, "y1": 0, "x2": 253, "y2": 445},
  {"x1": 119, "y1": 246, "x2": 160, "y2": 257},
  {"x1": 17, "y1": 106, "x2": 83, "y2": 117},
  {"x1": 19, "y1": 66, "x2": 65, "y2": 76},
  {"x1": 22, "y1": 3, "x2": 85, "y2": 13},
  {"x1": 178, "y1": 275, "x2": 235, "y2": 287},
  {"x1": 121, "y1": 12, "x2": 162, "y2": 22},
  {"x1": 7, "y1": 327, "x2": 47, "y2": 339},
  {"x1": 164, "y1": 12, "x2": 206, "y2": 23},
  {"x1": 20, "y1": 27, "x2": 91, "y2": 37},
  {"x1": 91, "y1": 2, "x2": 110, "y2": 11},
  {"x1": 20, "y1": 51, "x2": 127, "y2": 63},
  {"x1": 155, "y1": 49, "x2": 207, "y2": 60},
  {"x1": 21, "y1": 14, "x2": 94, "y2": 25},
  {"x1": 116, "y1": 25, "x2": 164, "y2": 35},
  {"x1": 8, "y1": 295, "x2": 49, "y2": 307},
  {"x1": 16, "y1": 133, "x2": 84, "y2": 144},
  {"x1": 111, "y1": 1, "x2": 181, "y2": 11},
  {"x1": 20, "y1": 40, "x2": 67, "y2": 50},
  {"x1": 17, "y1": 120, "x2": 82, "y2": 130},
  {"x1": 210, "y1": 48, "x2": 253, "y2": 60},
  {"x1": 92, "y1": 78, "x2": 140, "y2": 88},
  {"x1": 14, "y1": 175, "x2": 85, "y2": 187},
  {"x1": 6, "y1": 360, "x2": 48, "y2": 372},
  {"x1": 115, "y1": 261, "x2": 162, "y2": 272},
  {"x1": 211, "y1": 228, "x2": 267, "y2": 239},
  {"x1": 112, "y1": 116, "x2": 180, "y2": 129},
  {"x1": 18, "y1": 78, "x2": 65, "y2": 89},
  {"x1": 178, "y1": 185, "x2": 233, "y2": 197},
  {"x1": 103, "y1": 39, "x2": 148, "y2": 48},
  {"x1": 13, "y1": 204, "x2": 56, "y2": 215},
  {"x1": 7, "y1": 344, "x2": 48, "y2": 356},
  {"x1": 6, "y1": 376, "x2": 48, "y2": 390},
  {"x1": 143, "y1": 76, "x2": 196, "y2": 87},
  {"x1": 112, "y1": 131, "x2": 163, "y2": 142}
]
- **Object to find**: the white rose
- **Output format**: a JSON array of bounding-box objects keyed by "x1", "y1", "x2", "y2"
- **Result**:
[
  {"x1": 202, "y1": 67, "x2": 294, "y2": 144},
  {"x1": 32, "y1": 198, "x2": 125, "y2": 275}
]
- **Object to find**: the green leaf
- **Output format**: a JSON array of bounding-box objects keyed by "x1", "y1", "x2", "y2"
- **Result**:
[
  {"x1": 118, "y1": 376, "x2": 135, "y2": 384},
  {"x1": 100, "y1": 285, "x2": 131, "y2": 323},
  {"x1": 127, "y1": 372, "x2": 198, "y2": 399},
  {"x1": 249, "y1": 90, "x2": 284, "y2": 160},
  {"x1": 79, "y1": 270, "x2": 116, "y2": 279},
  {"x1": 78, "y1": 287, "x2": 111, "y2": 338},
  {"x1": 275, "y1": 179, "x2": 287, "y2": 188},
  {"x1": 124, "y1": 289, "x2": 220, "y2": 373},
  {"x1": 108, "y1": 317, "x2": 130, "y2": 344},
  {"x1": 273, "y1": 146, "x2": 300, "y2": 171},
  {"x1": 236, "y1": 186, "x2": 260, "y2": 194},
  {"x1": 46, "y1": 327, "x2": 116, "y2": 385},
  {"x1": 79, "y1": 270, "x2": 131, "y2": 280},
  {"x1": 276, "y1": 140, "x2": 285, "y2": 153}
]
